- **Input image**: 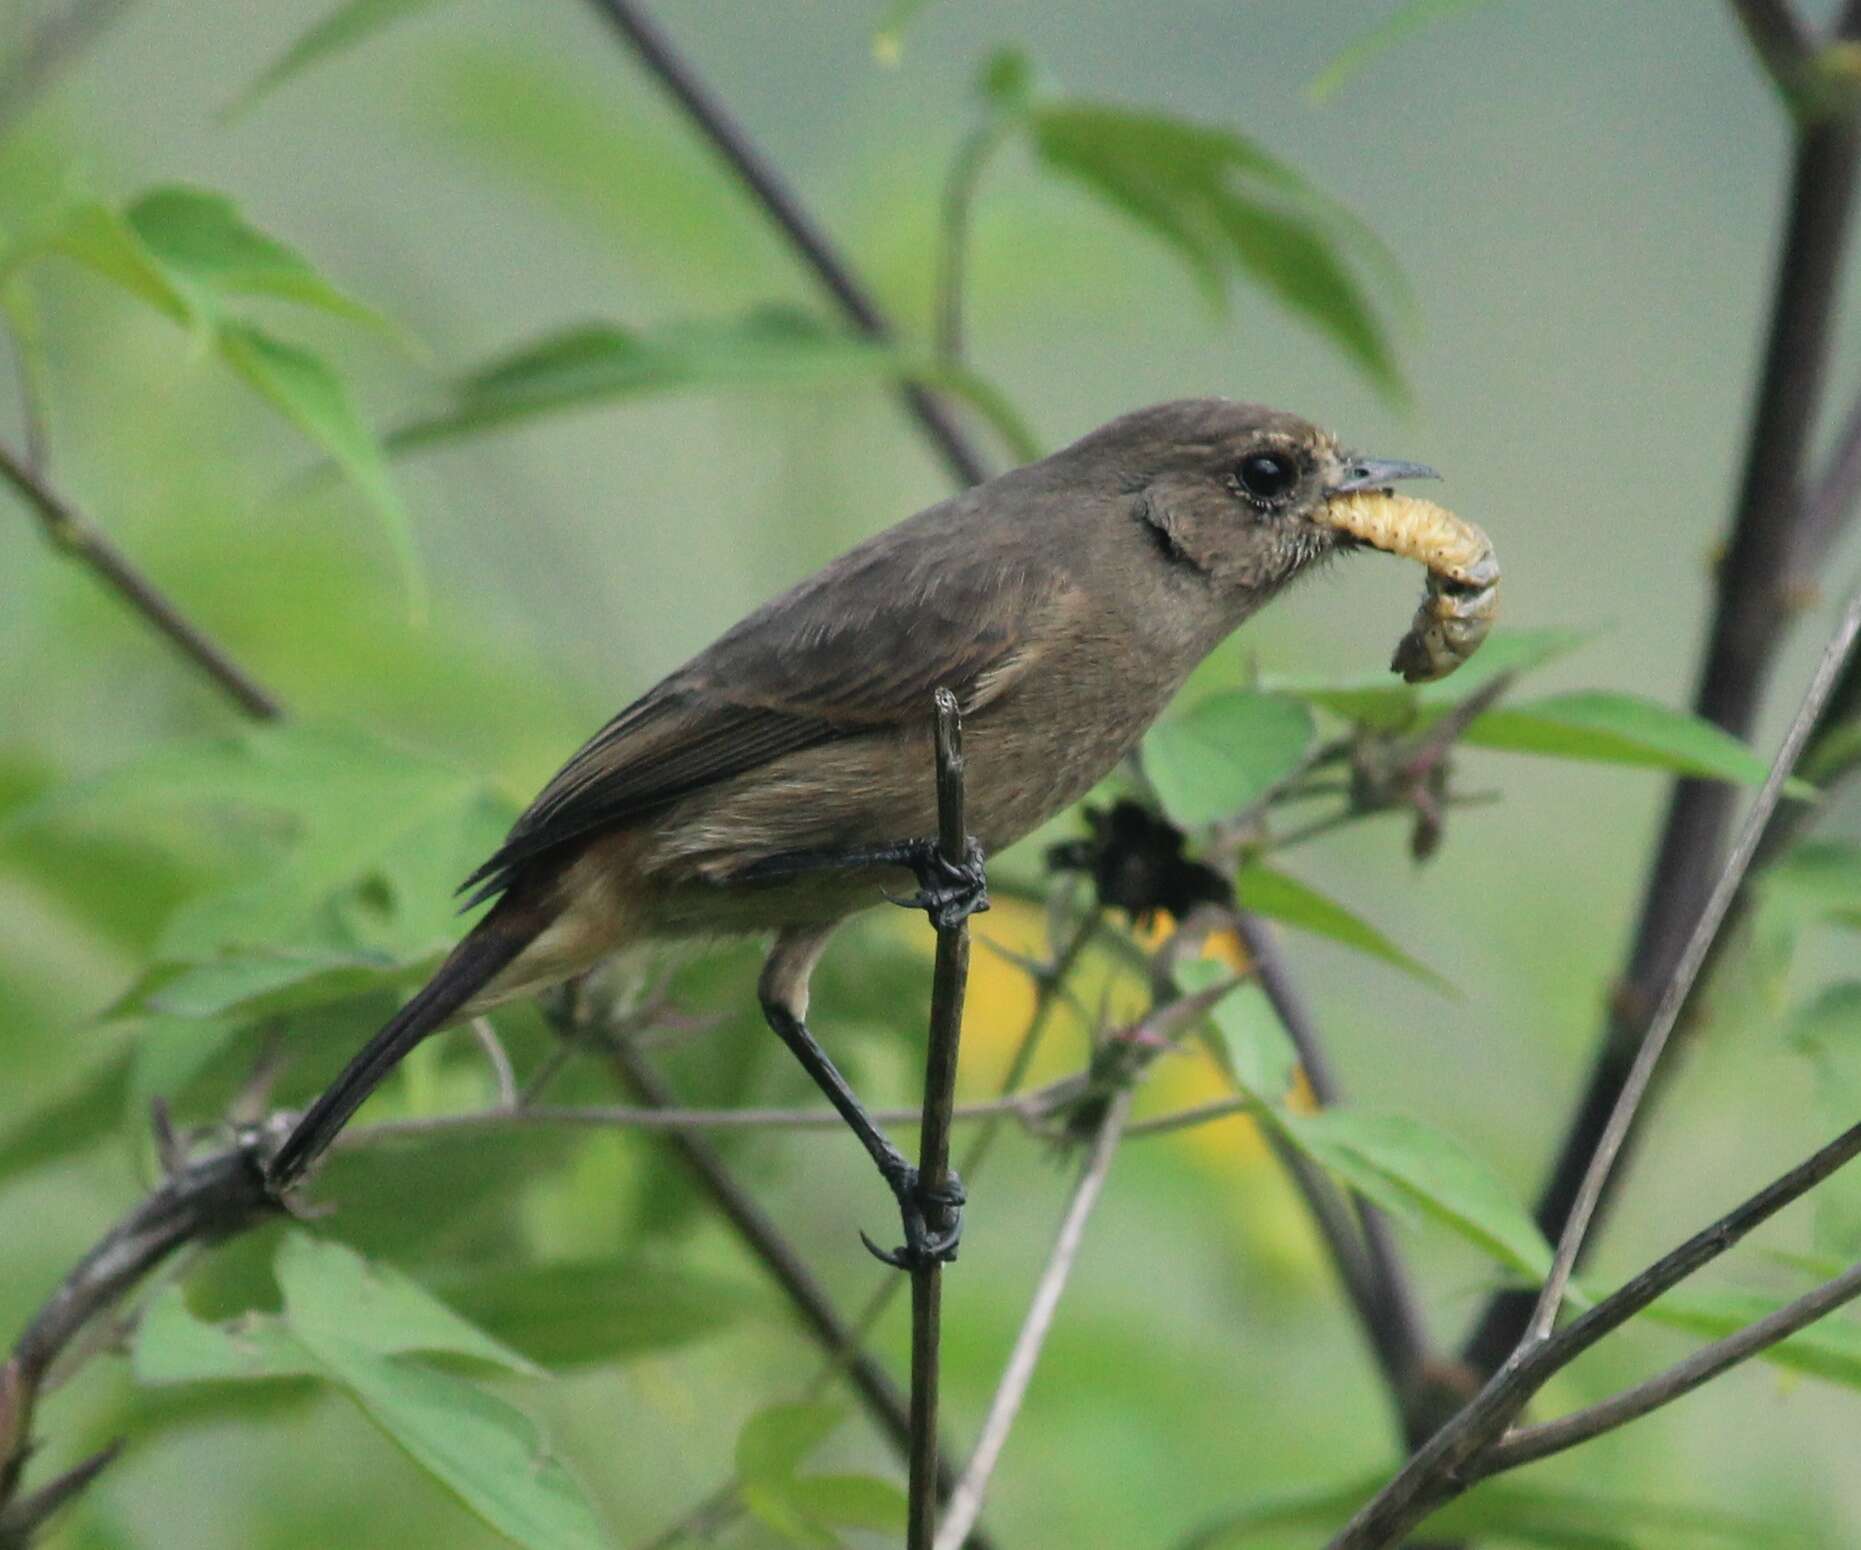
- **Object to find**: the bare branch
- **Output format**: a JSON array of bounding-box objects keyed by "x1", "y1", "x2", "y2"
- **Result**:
[
  {"x1": 1482, "y1": 1256, "x2": 1861, "y2": 1473},
  {"x1": 932, "y1": 1087, "x2": 1132, "y2": 1550},
  {"x1": 1465, "y1": 43, "x2": 1861, "y2": 1374},
  {"x1": 468, "y1": 1018, "x2": 519, "y2": 1110},
  {"x1": 0, "y1": 0, "x2": 130, "y2": 136},
  {"x1": 0, "y1": 443, "x2": 283, "y2": 721},
  {"x1": 1, "y1": 1124, "x2": 282, "y2": 1510},
  {"x1": 1528, "y1": 583, "x2": 1861, "y2": 1340},
  {"x1": 1327, "y1": 1110, "x2": 1861, "y2": 1545},
  {"x1": 0, "y1": 1440, "x2": 123, "y2": 1549},
  {"x1": 580, "y1": 0, "x2": 991, "y2": 489},
  {"x1": 907, "y1": 689, "x2": 976, "y2": 1550}
]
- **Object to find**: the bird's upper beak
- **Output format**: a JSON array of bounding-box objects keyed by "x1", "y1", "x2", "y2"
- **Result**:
[{"x1": 1329, "y1": 456, "x2": 1441, "y2": 494}]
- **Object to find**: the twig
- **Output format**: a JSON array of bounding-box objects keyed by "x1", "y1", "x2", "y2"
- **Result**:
[
  {"x1": 934, "y1": 120, "x2": 1007, "y2": 364},
  {"x1": 591, "y1": 1027, "x2": 925, "y2": 1467},
  {"x1": 0, "y1": 0, "x2": 130, "y2": 136},
  {"x1": 1327, "y1": 1112, "x2": 1861, "y2": 1548},
  {"x1": 0, "y1": 1124, "x2": 281, "y2": 1508},
  {"x1": 468, "y1": 1018, "x2": 519, "y2": 1110},
  {"x1": 580, "y1": 0, "x2": 990, "y2": 489},
  {"x1": 1528, "y1": 583, "x2": 1861, "y2": 1340},
  {"x1": 1481, "y1": 1255, "x2": 1861, "y2": 1473},
  {"x1": 0, "y1": 1440, "x2": 123, "y2": 1549},
  {"x1": 337, "y1": 1082, "x2": 1081, "y2": 1147},
  {"x1": 1326, "y1": 588, "x2": 1861, "y2": 1547},
  {"x1": 907, "y1": 688, "x2": 976, "y2": 1550},
  {"x1": 1465, "y1": 0, "x2": 1861, "y2": 1374},
  {"x1": 932, "y1": 1087, "x2": 1130, "y2": 1550},
  {"x1": 0, "y1": 443, "x2": 283, "y2": 721}
]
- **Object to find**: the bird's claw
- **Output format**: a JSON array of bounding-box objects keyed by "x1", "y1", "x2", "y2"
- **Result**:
[
  {"x1": 891, "y1": 838, "x2": 990, "y2": 931},
  {"x1": 863, "y1": 1164, "x2": 966, "y2": 1270}
]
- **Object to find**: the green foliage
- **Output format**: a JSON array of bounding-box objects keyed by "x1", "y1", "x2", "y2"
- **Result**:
[
  {"x1": 387, "y1": 308, "x2": 1040, "y2": 464},
  {"x1": 1460, "y1": 690, "x2": 1780, "y2": 785},
  {"x1": 1176, "y1": 957, "x2": 1545, "y2": 1279},
  {"x1": 1282, "y1": 1109, "x2": 1551, "y2": 1279},
  {"x1": 229, "y1": 0, "x2": 457, "y2": 116},
  {"x1": 1141, "y1": 691, "x2": 1315, "y2": 830},
  {"x1": 430, "y1": 1258, "x2": 761, "y2": 1369},
  {"x1": 134, "y1": 1234, "x2": 608, "y2": 1550},
  {"x1": 14, "y1": 721, "x2": 517, "y2": 1024},
  {"x1": 1236, "y1": 862, "x2": 1448, "y2": 990},
  {"x1": 0, "y1": 181, "x2": 418, "y2": 599},
  {"x1": 973, "y1": 50, "x2": 1407, "y2": 398},
  {"x1": 735, "y1": 1403, "x2": 906, "y2": 1548},
  {"x1": 1307, "y1": 0, "x2": 1502, "y2": 103}
]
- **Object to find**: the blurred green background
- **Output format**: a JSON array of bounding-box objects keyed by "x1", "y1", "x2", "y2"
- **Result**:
[{"x1": 5, "y1": 1, "x2": 1861, "y2": 1546}]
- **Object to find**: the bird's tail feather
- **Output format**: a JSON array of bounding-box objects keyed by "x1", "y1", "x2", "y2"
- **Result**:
[{"x1": 267, "y1": 898, "x2": 547, "y2": 1190}]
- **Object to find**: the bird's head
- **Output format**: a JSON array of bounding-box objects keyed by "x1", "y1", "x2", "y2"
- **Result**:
[{"x1": 1066, "y1": 397, "x2": 1439, "y2": 599}]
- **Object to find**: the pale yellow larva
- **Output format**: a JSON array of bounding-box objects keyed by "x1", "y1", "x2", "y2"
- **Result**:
[{"x1": 1317, "y1": 491, "x2": 1500, "y2": 684}]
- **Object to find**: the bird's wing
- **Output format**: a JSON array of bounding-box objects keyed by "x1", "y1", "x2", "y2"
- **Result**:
[{"x1": 461, "y1": 514, "x2": 1057, "y2": 904}]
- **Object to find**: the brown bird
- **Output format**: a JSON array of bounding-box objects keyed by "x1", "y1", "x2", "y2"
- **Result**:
[{"x1": 267, "y1": 398, "x2": 1438, "y2": 1261}]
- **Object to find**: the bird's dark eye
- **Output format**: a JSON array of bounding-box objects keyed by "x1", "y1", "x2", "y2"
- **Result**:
[{"x1": 1237, "y1": 451, "x2": 1298, "y2": 502}]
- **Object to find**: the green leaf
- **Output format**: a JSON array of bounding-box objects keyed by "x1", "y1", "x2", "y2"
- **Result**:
[
  {"x1": 127, "y1": 186, "x2": 395, "y2": 333},
  {"x1": 139, "y1": 950, "x2": 413, "y2": 1020},
  {"x1": 17, "y1": 723, "x2": 502, "y2": 989},
  {"x1": 1024, "y1": 102, "x2": 1403, "y2": 396},
  {"x1": 31, "y1": 199, "x2": 199, "y2": 326},
  {"x1": 1141, "y1": 691, "x2": 1314, "y2": 829},
  {"x1": 1461, "y1": 692, "x2": 1775, "y2": 785},
  {"x1": 1178, "y1": 959, "x2": 1295, "y2": 1102},
  {"x1": 1763, "y1": 840, "x2": 1861, "y2": 927},
  {"x1": 735, "y1": 1402, "x2": 844, "y2": 1487},
  {"x1": 1282, "y1": 1108, "x2": 1552, "y2": 1278},
  {"x1": 292, "y1": 1331, "x2": 608, "y2": 1550},
  {"x1": 1271, "y1": 627, "x2": 1586, "y2": 730},
  {"x1": 0, "y1": 1045, "x2": 131, "y2": 1184},
  {"x1": 1308, "y1": 0, "x2": 1500, "y2": 104},
  {"x1": 218, "y1": 321, "x2": 423, "y2": 609},
  {"x1": 1235, "y1": 863, "x2": 1448, "y2": 991},
  {"x1": 387, "y1": 310, "x2": 1039, "y2": 464},
  {"x1": 229, "y1": 0, "x2": 455, "y2": 117},
  {"x1": 785, "y1": 1475, "x2": 908, "y2": 1535},
  {"x1": 276, "y1": 1233, "x2": 542, "y2": 1377},
  {"x1": 430, "y1": 1259, "x2": 759, "y2": 1369},
  {"x1": 134, "y1": 1288, "x2": 321, "y2": 1385}
]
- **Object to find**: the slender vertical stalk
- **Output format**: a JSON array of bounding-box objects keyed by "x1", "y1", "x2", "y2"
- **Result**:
[{"x1": 907, "y1": 689, "x2": 976, "y2": 1550}]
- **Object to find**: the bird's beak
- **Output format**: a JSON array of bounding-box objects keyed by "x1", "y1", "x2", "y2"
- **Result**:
[{"x1": 1329, "y1": 457, "x2": 1441, "y2": 494}]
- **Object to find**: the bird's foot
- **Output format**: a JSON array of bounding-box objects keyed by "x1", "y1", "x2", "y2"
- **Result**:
[
  {"x1": 862, "y1": 1163, "x2": 966, "y2": 1270},
  {"x1": 891, "y1": 837, "x2": 990, "y2": 931}
]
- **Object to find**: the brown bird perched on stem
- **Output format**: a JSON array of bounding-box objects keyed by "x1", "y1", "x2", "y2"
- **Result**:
[{"x1": 267, "y1": 398, "x2": 1442, "y2": 1263}]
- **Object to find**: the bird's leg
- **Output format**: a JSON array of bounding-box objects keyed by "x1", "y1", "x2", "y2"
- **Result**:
[
  {"x1": 758, "y1": 924, "x2": 964, "y2": 1268},
  {"x1": 733, "y1": 836, "x2": 990, "y2": 931}
]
